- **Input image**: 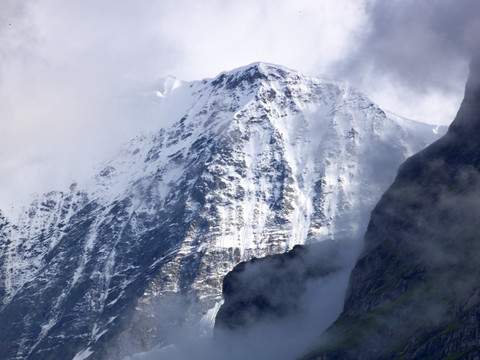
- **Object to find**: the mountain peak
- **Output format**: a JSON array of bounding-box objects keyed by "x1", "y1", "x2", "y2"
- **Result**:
[
  {"x1": 0, "y1": 62, "x2": 446, "y2": 360},
  {"x1": 210, "y1": 62, "x2": 298, "y2": 90},
  {"x1": 226, "y1": 61, "x2": 295, "y2": 77}
]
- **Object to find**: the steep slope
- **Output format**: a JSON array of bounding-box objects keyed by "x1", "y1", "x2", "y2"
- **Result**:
[
  {"x1": 0, "y1": 63, "x2": 443, "y2": 360},
  {"x1": 305, "y1": 57, "x2": 480, "y2": 359}
]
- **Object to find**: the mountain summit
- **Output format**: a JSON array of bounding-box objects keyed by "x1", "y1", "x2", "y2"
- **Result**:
[{"x1": 0, "y1": 63, "x2": 444, "y2": 359}]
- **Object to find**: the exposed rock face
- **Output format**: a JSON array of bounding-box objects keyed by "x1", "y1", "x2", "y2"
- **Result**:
[
  {"x1": 215, "y1": 241, "x2": 348, "y2": 332},
  {"x1": 206, "y1": 241, "x2": 357, "y2": 360},
  {"x1": 305, "y1": 57, "x2": 480, "y2": 359},
  {"x1": 0, "y1": 63, "x2": 444, "y2": 360}
]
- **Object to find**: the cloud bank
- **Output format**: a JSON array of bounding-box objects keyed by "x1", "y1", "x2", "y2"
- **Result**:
[
  {"x1": 332, "y1": 0, "x2": 479, "y2": 125},
  {"x1": 0, "y1": 0, "x2": 370, "y2": 208},
  {"x1": 0, "y1": 0, "x2": 477, "y2": 206}
]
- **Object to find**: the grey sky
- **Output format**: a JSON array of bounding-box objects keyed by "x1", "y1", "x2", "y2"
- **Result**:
[
  {"x1": 0, "y1": 0, "x2": 476, "y2": 207},
  {"x1": 332, "y1": 0, "x2": 478, "y2": 123}
]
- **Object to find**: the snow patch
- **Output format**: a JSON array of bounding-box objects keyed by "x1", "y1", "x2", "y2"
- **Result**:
[{"x1": 73, "y1": 348, "x2": 93, "y2": 360}]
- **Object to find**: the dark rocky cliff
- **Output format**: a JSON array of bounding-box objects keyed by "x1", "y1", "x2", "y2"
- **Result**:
[
  {"x1": 215, "y1": 241, "x2": 349, "y2": 332},
  {"x1": 212, "y1": 240, "x2": 358, "y2": 360},
  {"x1": 304, "y1": 56, "x2": 480, "y2": 359}
]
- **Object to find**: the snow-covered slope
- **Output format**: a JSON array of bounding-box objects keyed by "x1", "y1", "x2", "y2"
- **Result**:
[{"x1": 0, "y1": 63, "x2": 445, "y2": 359}]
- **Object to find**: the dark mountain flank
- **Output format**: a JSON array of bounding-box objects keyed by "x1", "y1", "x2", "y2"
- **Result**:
[
  {"x1": 303, "y1": 56, "x2": 480, "y2": 359},
  {"x1": 215, "y1": 241, "x2": 349, "y2": 333}
]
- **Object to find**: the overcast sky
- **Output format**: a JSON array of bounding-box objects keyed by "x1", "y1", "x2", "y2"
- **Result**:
[{"x1": 0, "y1": 0, "x2": 478, "y2": 209}]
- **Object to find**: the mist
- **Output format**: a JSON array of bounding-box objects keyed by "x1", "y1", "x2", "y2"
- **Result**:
[{"x1": 123, "y1": 240, "x2": 361, "y2": 360}]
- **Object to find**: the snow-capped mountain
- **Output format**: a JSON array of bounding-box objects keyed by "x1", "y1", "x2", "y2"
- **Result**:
[{"x1": 0, "y1": 63, "x2": 445, "y2": 359}]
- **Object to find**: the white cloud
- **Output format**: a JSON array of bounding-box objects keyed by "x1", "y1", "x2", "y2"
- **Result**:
[
  {"x1": 0, "y1": 0, "x2": 472, "y2": 207},
  {"x1": 154, "y1": 0, "x2": 370, "y2": 80}
]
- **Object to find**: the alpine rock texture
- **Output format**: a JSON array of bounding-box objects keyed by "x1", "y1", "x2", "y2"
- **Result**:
[
  {"x1": 0, "y1": 63, "x2": 444, "y2": 359},
  {"x1": 304, "y1": 57, "x2": 480, "y2": 359}
]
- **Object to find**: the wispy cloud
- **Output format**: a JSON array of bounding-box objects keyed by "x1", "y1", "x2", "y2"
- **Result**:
[{"x1": 331, "y1": 0, "x2": 480, "y2": 125}]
